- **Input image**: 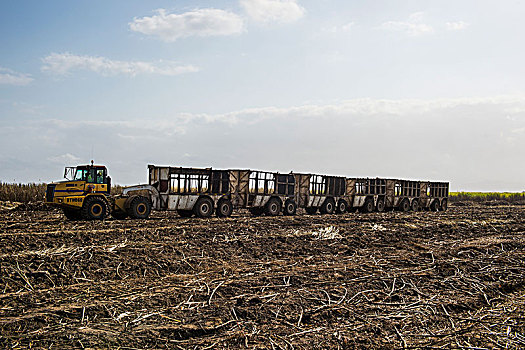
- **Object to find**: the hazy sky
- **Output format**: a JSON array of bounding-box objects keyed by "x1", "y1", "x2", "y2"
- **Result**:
[{"x1": 1, "y1": 0, "x2": 524, "y2": 191}]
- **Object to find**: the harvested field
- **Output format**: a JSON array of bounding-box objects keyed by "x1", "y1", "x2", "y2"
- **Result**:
[{"x1": 1, "y1": 205, "x2": 524, "y2": 349}]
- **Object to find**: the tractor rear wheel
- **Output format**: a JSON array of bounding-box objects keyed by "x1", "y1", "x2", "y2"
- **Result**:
[
  {"x1": 441, "y1": 199, "x2": 448, "y2": 211},
  {"x1": 127, "y1": 196, "x2": 151, "y2": 219},
  {"x1": 411, "y1": 200, "x2": 419, "y2": 212}
]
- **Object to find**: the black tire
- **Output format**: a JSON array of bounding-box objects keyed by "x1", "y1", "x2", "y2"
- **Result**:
[
  {"x1": 265, "y1": 197, "x2": 282, "y2": 216},
  {"x1": 400, "y1": 199, "x2": 410, "y2": 212},
  {"x1": 376, "y1": 199, "x2": 385, "y2": 212},
  {"x1": 81, "y1": 196, "x2": 108, "y2": 220},
  {"x1": 441, "y1": 199, "x2": 448, "y2": 211},
  {"x1": 111, "y1": 210, "x2": 128, "y2": 220},
  {"x1": 249, "y1": 207, "x2": 264, "y2": 216},
  {"x1": 361, "y1": 198, "x2": 374, "y2": 213},
  {"x1": 127, "y1": 196, "x2": 151, "y2": 219},
  {"x1": 63, "y1": 208, "x2": 82, "y2": 220},
  {"x1": 337, "y1": 199, "x2": 348, "y2": 214},
  {"x1": 430, "y1": 200, "x2": 439, "y2": 212},
  {"x1": 411, "y1": 199, "x2": 419, "y2": 212},
  {"x1": 216, "y1": 199, "x2": 233, "y2": 218},
  {"x1": 194, "y1": 197, "x2": 214, "y2": 218},
  {"x1": 320, "y1": 198, "x2": 335, "y2": 214},
  {"x1": 305, "y1": 207, "x2": 317, "y2": 215},
  {"x1": 284, "y1": 199, "x2": 297, "y2": 216},
  {"x1": 178, "y1": 209, "x2": 193, "y2": 218}
]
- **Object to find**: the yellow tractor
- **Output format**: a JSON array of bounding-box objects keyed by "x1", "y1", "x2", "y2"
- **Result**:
[{"x1": 45, "y1": 162, "x2": 152, "y2": 220}]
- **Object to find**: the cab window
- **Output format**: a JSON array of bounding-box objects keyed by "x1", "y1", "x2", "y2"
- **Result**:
[
  {"x1": 87, "y1": 169, "x2": 96, "y2": 183},
  {"x1": 96, "y1": 169, "x2": 105, "y2": 184},
  {"x1": 74, "y1": 169, "x2": 87, "y2": 181}
]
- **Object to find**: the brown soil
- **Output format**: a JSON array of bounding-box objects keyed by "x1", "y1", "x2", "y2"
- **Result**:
[{"x1": 1, "y1": 205, "x2": 524, "y2": 349}]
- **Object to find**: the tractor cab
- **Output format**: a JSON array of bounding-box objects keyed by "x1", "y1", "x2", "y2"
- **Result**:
[{"x1": 64, "y1": 164, "x2": 111, "y2": 191}]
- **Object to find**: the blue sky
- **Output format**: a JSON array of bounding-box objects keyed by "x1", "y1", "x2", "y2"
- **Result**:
[{"x1": 1, "y1": 0, "x2": 525, "y2": 191}]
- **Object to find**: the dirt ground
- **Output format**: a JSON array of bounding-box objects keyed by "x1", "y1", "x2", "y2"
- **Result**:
[{"x1": 1, "y1": 205, "x2": 524, "y2": 349}]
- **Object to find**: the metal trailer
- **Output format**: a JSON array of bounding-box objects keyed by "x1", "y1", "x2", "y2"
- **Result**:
[
  {"x1": 228, "y1": 170, "x2": 297, "y2": 216},
  {"x1": 345, "y1": 178, "x2": 450, "y2": 213},
  {"x1": 124, "y1": 166, "x2": 451, "y2": 218},
  {"x1": 145, "y1": 165, "x2": 297, "y2": 217},
  {"x1": 387, "y1": 179, "x2": 422, "y2": 212},
  {"x1": 346, "y1": 178, "x2": 387, "y2": 213},
  {"x1": 146, "y1": 165, "x2": 232, "y2": 218},
  {"x1": 293, "y1": 173, "x2": 348, "y2": 214},
  {"x1": 420, "y1": 181, "x2": 449, "y2": 211}
]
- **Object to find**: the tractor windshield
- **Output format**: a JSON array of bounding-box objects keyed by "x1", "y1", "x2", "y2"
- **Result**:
[{"x1": 74, "y1": 168, "x2": 88, "y2": 181}]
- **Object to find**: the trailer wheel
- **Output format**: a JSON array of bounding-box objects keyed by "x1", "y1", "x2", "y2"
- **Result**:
[
  {"x1": 111, "y1": 210, "x2": 128, "y2": 220},
  {"x1": 337, "y1": 199, "x2": 348, "y2": 214},
  {"x1": 216, "y1": 199, "x2": 233, "y2": 218},
  {"x1": 361, "y1": 198, "x2": 374, "y2": 213},
  {"x1": 400, "y1": 199, "x2": 410, "y2": 212},
  {"x1": 376, "y1": 199, "x2": 385, "y2": 212},
  {"x1": 265, "y1": 197, "x2": 281, "y2": 216},
  {"x1": 305, "y1": 207, "x2": 317, "y2": 215},
  {"x1": 441, "y1": 199, "x2": 448, "y2": 211},
  {"x1": 411, "y1": 200, "x2": 419, "y2": 212},
  {"x1": 320, "y1": 198, "x2": 335, "y2": 214},
  {"x1": 128, "y1": 196, "x2": 151, "y2": 219},
  {"x1": 63, "y1": 208, "x2": 82, "y2": 220},
  {"x1": 430, "y1": 200, "x2": 439, "y2": 212},
  {"x1": 177, "y1": 209, "x2": 193, "y2": 218},
  {"x1": 284, "y1": 199, "x2": 297, "y2": 216},
  {"x1": 194, "y1": 197, "x2": 213, "y2": 218},
  {"x1": 82, "y1": 197, "x2": 108, "y2": 220}
]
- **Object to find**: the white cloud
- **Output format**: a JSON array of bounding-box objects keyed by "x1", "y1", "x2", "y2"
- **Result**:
[
  {"x1": 381, "y1": 12, "x2": 434, "y2": 36},
  {"x1": 240, "y1": 0, "x2": 305, "y2": 24},
  {"x1": 48, "y1": 153, "x2": 81, "y2": 164},
  {"x1": 322, "y1": 22, "x2": 354, "y2": 34},
  {"x1": 446, "y1": 21, "x2": 469, "y2": 31},
  {"x1": 129, "y1": 8, "x2": 244, "y2": 42},
  {"x1": 41, "y1": 53, "x2": 199, "y2": 77},
  {"x1": 3, "y1": 95, "x2": 525, "y2": 190},
  {"x1": 341, "y1": 22, "x2": 355, "y2": 32},
  {"x1": 0, "y1": 67, "x2": 33, "y2": 86}
]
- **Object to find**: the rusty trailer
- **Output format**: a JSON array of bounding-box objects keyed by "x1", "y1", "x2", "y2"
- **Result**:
[
  {"x1": 228, "y1": 170, "x2": 297, "y2": 216},
  {"x1": 148, "y1": 165, "x2": 232, "y2": 218},
  {"x1": 293, "y1": 173, "x2": 348, "y2": 214},
  {"x1": 140, "y1": 165, "x2": 449, "y2": 218}
]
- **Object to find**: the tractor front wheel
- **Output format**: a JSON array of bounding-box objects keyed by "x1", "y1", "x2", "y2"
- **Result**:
[{"x1": 82, "y1": 197, "x2": 108, "y2": 220}]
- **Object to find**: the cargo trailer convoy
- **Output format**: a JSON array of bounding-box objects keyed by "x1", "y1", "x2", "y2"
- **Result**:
[{"x1": 45, "y1": 163, "x2": 449, "y2": 220}]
